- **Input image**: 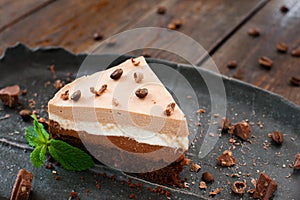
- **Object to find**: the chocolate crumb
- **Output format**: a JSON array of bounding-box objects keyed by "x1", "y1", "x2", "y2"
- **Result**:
[
  {"x1": 248, "y1": 28, "x2": 260, "y2": 37},
  {"x1": 93, "y1": 32, "x2": 104, "y2": 41},
  {"x1": 232, "y1": 121, "x2": 251, "y2": 140},
  {"x1": 70, "y1": 90, "x2": 81, "y2": 101},
  {"x1": 21, "y1": 89, "x2": 27, "y2": 96},
  {"x1": 69, "y1": 191, "x2": 78, "y2": 199},
  {"x1": 54, "y1": 80, "x2": 63, "y2": 90},
  {"x1": 10, "y1": 169, "x2": 33, "y2": 200},
  {"x1": 131, "y1": 58, "x2": 140, "y2": 66},
  {"x1": 202, "y1": 172, "x2": 214, "y2": 183},
  {"x1": 60, "y1": 90, "x2": 69, "y2": 100},
  {"x1": 168, "y1": 19, "x2": 182, "y2": 30},
  {"x1": 134, "y1": 72, "x2": 144, "y2": 83},
  {"x1": 164, "y1": 102, "x2": 176, "y2": 116},
  {"x1": 54, "y1": 176, "x2": 60, "y2": 180},
  {"x1": 19, "y1": 109, "x2": 32, "y2": 121},
  {"x1": 209, "y1": 188, "x2": 222, "y2": 196},
  {"x1": 112, "y1": 98, "x2": 119, "y2": 106},
  {"x1": 197, "y1": 108, "x2": 206, "y2": 113},
  {"x1": 199, "y1": 181, "x2": 207, "y2": 189},
  {"x1": 259, "y1": 56, "x2": 273, "y2": 69},
  {"x1": 270, "y1": 131, "x2": 284, "y2": 144},
  {"x1": 0, "y1": 85, "x2": 20, "y2": 107},
  {"x1": 290, "y1": 76, "x2": 300, "y2": 86},
  {"x1": 232, "y1": 181, "x2": 247, "y2": 195},
  {"x1": 190, "y1": 163, "x2": 201, "y2": 173},
  {"x1": 276, "y1": 42, "x2": 288, "y2": 53},
  {"x1": 110, "y1": 68, "x2": 123, "y2": 80},
  {"x1": 220, "y1": 117, "x2": 231, "y2": 131},
  {"x1": 291, "y1": 153, "x2": 300, "y2": 170},
  {"x1": 227, "y1": 60, "x2": 238, "y2": 69},
  {"x1": 157, "y1": 6, "x2": 166, "y2": 14},
  {"x1": 129, "y1": 193, "x2": 135, "y2": 199},
  {"x1": 135, "y1": 88, "x2": 148, "y2": 98},
  {"x1": 280, "y1": 5, "x2": 289, "y2": 13},
  {"x1": 217, "y1": 150, "x2": 236, "y2": 167},
  {"x1": 253, "y1": 173, "x2": 277, "y2": 200}
]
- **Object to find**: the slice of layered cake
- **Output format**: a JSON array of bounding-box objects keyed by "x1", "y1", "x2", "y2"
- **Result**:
[{"x1": 48, "y1": 56, "x2": 190, "y2": 186}]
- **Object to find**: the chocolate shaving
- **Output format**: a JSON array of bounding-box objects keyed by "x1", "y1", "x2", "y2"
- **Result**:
[
  {"x1": 164, "y1": 102, "x2": 175, "y2": 116},
  {"x1": 131, "y1": 58, "x2": 140, "y2": 66},
  {"x1": 60, "y1": 90, "x2": 69, "y2": 100},
  {"x1": 90, "y1": 85, "x2": 107, "y2": 96}
]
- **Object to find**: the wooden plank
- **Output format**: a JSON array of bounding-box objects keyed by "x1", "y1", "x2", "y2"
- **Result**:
[
  {"x1": 0, "y1": 0, "x2": 265, "y2": 63},
  {"x1": 0, "y1": 0, "x2": 52, "y2": 31},
  {"x1": 208, "y1": 0, "x2": 300, "y2": 105},
  {"x1": 91, "y1": 0, "x2": 267, "y2": 64},
  {"x1": 0, "y1": 0, "x2": 163, "y2": 55}
]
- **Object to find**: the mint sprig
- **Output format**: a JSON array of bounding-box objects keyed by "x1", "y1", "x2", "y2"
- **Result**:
[{"x1": 25, "y1": 115, "x2": 94, "y2": 171}]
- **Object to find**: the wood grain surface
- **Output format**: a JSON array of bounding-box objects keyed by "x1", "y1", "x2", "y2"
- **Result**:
[
  {"x1": 0, "y1": 0, "x2": 299, "y2": 105},
  {"x1": 209, "y1": 0, "x2": 300, "y2": 105}
]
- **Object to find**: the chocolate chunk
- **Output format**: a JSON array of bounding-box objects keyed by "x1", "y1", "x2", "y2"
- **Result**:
[
  {"x1": 232, "y1": 181, "x2": 246, "y2": 195},
  {"x1": 168, "y1": 19, "x2": 182, "y2": 30},
  {"x1": 90, "y1": 85, "x2": 107, "y2": 96},
  {"x1": 70, "y1": 90, "x2": 81, "y2": 101},
  {"x1": 232, "y1": 121, "x2": 251, "y2": 140},
  {"x1": 10, "y1": 169, "x2": 33, "y2": 200},
  {"x1": 253, "y1": 173, "x2": 277, "y2": 200},
  {"x1": 110, "y1": 68, "x2": 123, "y2": 80},
  {"x1": 19, "y1": 109, "x2": 32, "y2": 121},
  {"x1": 291, "y1": 153, "x2": 300, "y2": 170},
  {"x1": 270, "y1": 131, "x2": 284, "y2": 144},
  {"x1": 135, "y1": 88, "x2": 148, "y2": 98},
  {"x1": 217, "y1": 150, "x2": 236, "y2": 167},
  {"x1": 0, "y1": 85, "x2": 20, "y2": 108},
  {"x1": 202, "y1": 172, "x2": 214, "y2": 183}
]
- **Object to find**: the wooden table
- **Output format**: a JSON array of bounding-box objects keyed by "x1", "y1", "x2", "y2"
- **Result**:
[{"x1": 1, "y1": 0, "x2": 299, "y2": 105}]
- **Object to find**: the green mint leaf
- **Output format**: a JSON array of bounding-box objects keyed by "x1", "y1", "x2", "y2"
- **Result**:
[
  {"x1": 32, "y1": 115, "x2": 49, "y2": 143},
  {"x1": 48, "y1": 139, "x2": 94, "y2": 171},
  {"x1": 30, "y1": 145, "x2": 47, "y2": 168},
  {"x1": 25, "y1": 126, "x2": 41, "y2": 147}
]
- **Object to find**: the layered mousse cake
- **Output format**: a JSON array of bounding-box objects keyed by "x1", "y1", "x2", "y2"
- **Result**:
[{"x1": 48, "y1": 56, "x2": 190, "y2": 186}]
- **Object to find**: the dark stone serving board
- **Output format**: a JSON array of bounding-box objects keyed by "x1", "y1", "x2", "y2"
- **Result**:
[{"x1": 0, "y1": 43, "x2": 299, "y2": 199}]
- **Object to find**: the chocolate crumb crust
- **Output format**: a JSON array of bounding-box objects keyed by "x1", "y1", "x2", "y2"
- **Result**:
[{"x1": 10, "y1": 169, "x2": 33, "y2": 200}]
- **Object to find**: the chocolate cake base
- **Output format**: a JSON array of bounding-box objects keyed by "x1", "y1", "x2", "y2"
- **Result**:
[{"x1": 49, "y1": 120, "x2": 189, "y2": 187}]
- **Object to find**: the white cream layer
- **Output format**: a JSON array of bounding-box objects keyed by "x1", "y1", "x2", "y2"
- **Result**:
[{"x1": 50, "y1": 114, "x2": 188, "y2": 150}]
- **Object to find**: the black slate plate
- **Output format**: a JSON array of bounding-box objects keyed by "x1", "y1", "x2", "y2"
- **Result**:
[{"x1": 0, "y1": 43, "x2": 299, "y2": 200}]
